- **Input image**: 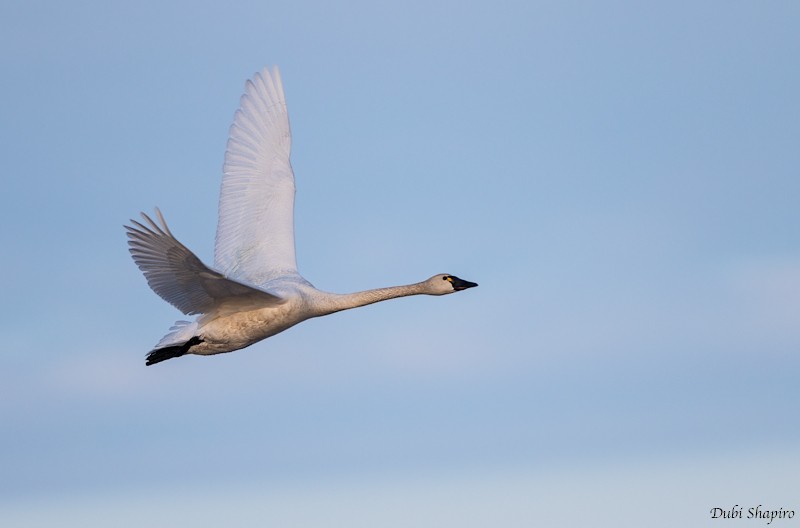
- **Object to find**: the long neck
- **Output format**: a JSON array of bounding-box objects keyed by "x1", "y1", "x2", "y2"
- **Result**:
[{"x1": 312, "y1": 282, "x2": 428, "y2": 317}]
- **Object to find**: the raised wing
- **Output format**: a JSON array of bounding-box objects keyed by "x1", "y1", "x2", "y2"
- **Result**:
[
  {"x1": 126, "y1": 209, "x2": 284, "y2": 316},
  {"x1": 215, "y1": 66, "x2": 297, "y2": 286}
]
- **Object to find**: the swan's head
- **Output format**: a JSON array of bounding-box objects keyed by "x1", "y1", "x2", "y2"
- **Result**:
[{"x1": 426, "y1": 274, "x2": 478, "y2": 295}]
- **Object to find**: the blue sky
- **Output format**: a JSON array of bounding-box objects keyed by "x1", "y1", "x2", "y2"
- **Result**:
[{"x1": 2, "y1": 1, "x2": 799, "y2": 526}]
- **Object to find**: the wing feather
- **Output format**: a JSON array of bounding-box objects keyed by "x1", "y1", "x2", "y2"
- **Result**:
[
  {"x1": 215, "y1": 66, "x2": 297, "y2": 285},
  {"x1": 126, "y1": 209, "x2": 284, "y2": 316}
]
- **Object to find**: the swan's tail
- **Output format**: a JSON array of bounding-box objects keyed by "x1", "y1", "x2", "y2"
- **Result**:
[{"x1": 146, "y1": 336, "x2": 204, "y2": 366}]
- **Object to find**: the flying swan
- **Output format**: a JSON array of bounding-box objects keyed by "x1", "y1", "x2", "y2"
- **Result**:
[{"x1": 126, "y1": 66, "x2": 477, "y2": 366}]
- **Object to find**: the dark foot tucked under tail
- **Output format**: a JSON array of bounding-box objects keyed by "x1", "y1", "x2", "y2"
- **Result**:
[{"x1": 146, "y1": 336, "x2": 204, "y2": 366}]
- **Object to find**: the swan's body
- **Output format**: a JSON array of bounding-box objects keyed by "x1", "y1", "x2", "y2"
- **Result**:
[{"x1": 126, "y1": 66, "x2": 477, "y2": 366}]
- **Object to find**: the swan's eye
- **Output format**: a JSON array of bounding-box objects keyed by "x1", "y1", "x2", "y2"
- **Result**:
[
  {"x1": 442, "y1": 276, "x2": 449, "y2": 280},
  {"x1": 444, "y1": 276, "x2": 452, "y2": 282}
]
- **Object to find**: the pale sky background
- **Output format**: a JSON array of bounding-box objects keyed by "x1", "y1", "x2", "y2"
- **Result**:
[{"x1": 2, "y1": 1, "x2": 799, "y2": 526}]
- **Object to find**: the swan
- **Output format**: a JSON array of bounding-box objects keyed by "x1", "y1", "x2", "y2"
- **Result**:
[{"x1": 126, "y1": 66, "x2": 477, "y2": 366}]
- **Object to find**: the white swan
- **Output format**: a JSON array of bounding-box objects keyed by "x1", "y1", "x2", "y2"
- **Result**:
[{"x1": 126, "y1": 66, "x2": 477, "y2": 366}]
